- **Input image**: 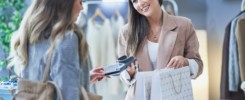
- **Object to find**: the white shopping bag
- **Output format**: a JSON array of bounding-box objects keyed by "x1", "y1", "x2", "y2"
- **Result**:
[
  {"x1": 158, "y1": 67, "x2": 194, "y2": 100},
  {"x1": 150, "y1": 71, "x2": 162, "y2": 100},
  {"x1": 134, "y1": 67, "x2": 194, "y2": 100}
]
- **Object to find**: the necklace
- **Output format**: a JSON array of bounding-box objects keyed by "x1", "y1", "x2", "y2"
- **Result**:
[
  {"x1": 152, "y1": 33, "x2": 158, "y2": 40},
  {"x1": 148, "y1": 15, "x2": 163, "y2": 41},
  {"x1": 153, "y1": 34, "x2": 157, "y2": 40},
  {"x1": 149, "y1": 28, "x2": 161, "y2": 41}
]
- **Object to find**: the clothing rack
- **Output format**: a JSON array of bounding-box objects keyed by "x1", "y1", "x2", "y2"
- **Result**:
[
  {"x1": 242, "y1": 0, "x2": 245, "y2": 11},
  {"x1": 162, "y1": 0, "x2": 178, "y2": 16}
]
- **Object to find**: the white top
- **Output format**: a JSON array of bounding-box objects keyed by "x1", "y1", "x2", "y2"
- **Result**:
[{"x1": 147, "y1": 40, "x2": 159, "y2": 69}]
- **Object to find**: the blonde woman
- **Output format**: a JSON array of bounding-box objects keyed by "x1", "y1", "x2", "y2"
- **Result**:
[{"x1": 8, "y1": 0, "x2": 104, "y2": 99}]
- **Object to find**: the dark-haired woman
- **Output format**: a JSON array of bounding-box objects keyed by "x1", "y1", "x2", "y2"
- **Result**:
[{"x1": 118, "y1": 0, "x2": 203, "y2": 99}]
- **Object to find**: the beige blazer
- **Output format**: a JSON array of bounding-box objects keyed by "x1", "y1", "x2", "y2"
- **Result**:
[
  {"x1": 118, "y1": 12, "x2": 203, "y2": 100},
  {"x1": 236, "y1": 15, "x2": 245, "y2": 82}
]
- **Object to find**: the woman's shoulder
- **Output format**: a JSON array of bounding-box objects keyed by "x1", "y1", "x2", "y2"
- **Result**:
[
  {"x1": 118, "y1": 24, "x2": 130, "y2": 38},
  {"x1": 172, "y1": 15, "x2": 191, "y2": 22},
  {"x1": 55, "y1": 30, "x2": 79, "y2": 49},
  {"x1": 120, "y1": 24, "x2": 129, "y2": 32},
  {"x1": 170, "y1": 15, "x2": 193, "y2": 27}
]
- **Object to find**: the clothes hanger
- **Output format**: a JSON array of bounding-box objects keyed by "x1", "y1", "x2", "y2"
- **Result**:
[
  {"x1": 162, "y1": 0, "x2": 178, "y2": 16},
  {"x1": 91, "y1": 8, "x2": 107, "y2": 22},
  {"x1": 165, "y1": 4, "x2": 174, "y2": 15},
  {"x1": 114, "y1": 9, "x2": 121, "y2": 17},
  {"x1": 112, "y1": 8, "x2": 121, "y2": 20}
]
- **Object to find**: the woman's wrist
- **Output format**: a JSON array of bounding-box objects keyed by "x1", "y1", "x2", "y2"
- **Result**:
[
  {"x1": 127, "y1": 70, "x2": 135, "y2": 79},
  {"x1": 184, "y1": 58, "x2": 189, "y2": 66}
]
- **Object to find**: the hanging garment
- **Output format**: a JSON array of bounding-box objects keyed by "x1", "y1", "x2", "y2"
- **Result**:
[
  {"x1": 110, "y1": 15, "x2": 128, "y2": 94},
  {"x1": 236, "y1": 12, "x2": 245, "y2": 94},
  {"x1": 87, "y1": 18, "x2": 119, "y2": 100},
  {"x1": 221, "y1": 10, "x2": 245, "y2": 100},
  {"x1": 76, "y1": 12, "x2": 88, "y2": 35},
  {"x1": 228, "y1": 15, "x2": 241, "y2": 92},
  {"x1": 86, "y1": 18, "x2": 116, "y2": 68},
  {"x1": 111, "y1": 15, "x2": 125, "y2": 49}
]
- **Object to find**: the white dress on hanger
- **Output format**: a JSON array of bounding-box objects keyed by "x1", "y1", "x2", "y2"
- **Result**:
[
  {"x1": 87, "y1": 18, "x2": 118, "y2": 100},
  {"x1": 87, "y1": 18, "x2": 116, "y2": 67},
  {"x1": 76, "y1": 12, "x2": 88, "y2": 35},
  {"x1": 110, "y1": 15, "x2": 128, "y2": 94},
  {"x1": 111, "y1": 15, "x2": 125, "y2": 48}
]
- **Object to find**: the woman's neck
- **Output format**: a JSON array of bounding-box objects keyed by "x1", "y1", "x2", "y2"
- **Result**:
[{"x1": 147, "y1": 7, "x2": 163, "y2": 28}]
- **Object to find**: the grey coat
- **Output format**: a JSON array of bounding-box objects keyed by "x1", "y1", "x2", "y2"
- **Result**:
[{"x1": 21, "y1": 30, "x2": 91, "y2": 100}]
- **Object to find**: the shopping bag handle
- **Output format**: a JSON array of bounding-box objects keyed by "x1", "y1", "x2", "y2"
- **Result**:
[{"x1": 169, "y1": 72, "x2": 182, "y2": 94}]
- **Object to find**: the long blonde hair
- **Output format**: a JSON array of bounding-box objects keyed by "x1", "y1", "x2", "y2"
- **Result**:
[{"x1": 8, "y1": 0, "x2": 88, "y2": 73}]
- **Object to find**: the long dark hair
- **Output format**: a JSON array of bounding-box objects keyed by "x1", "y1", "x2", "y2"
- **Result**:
[{"x1": 127, "y1": 0, "x2": 163, "y2": 56}]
